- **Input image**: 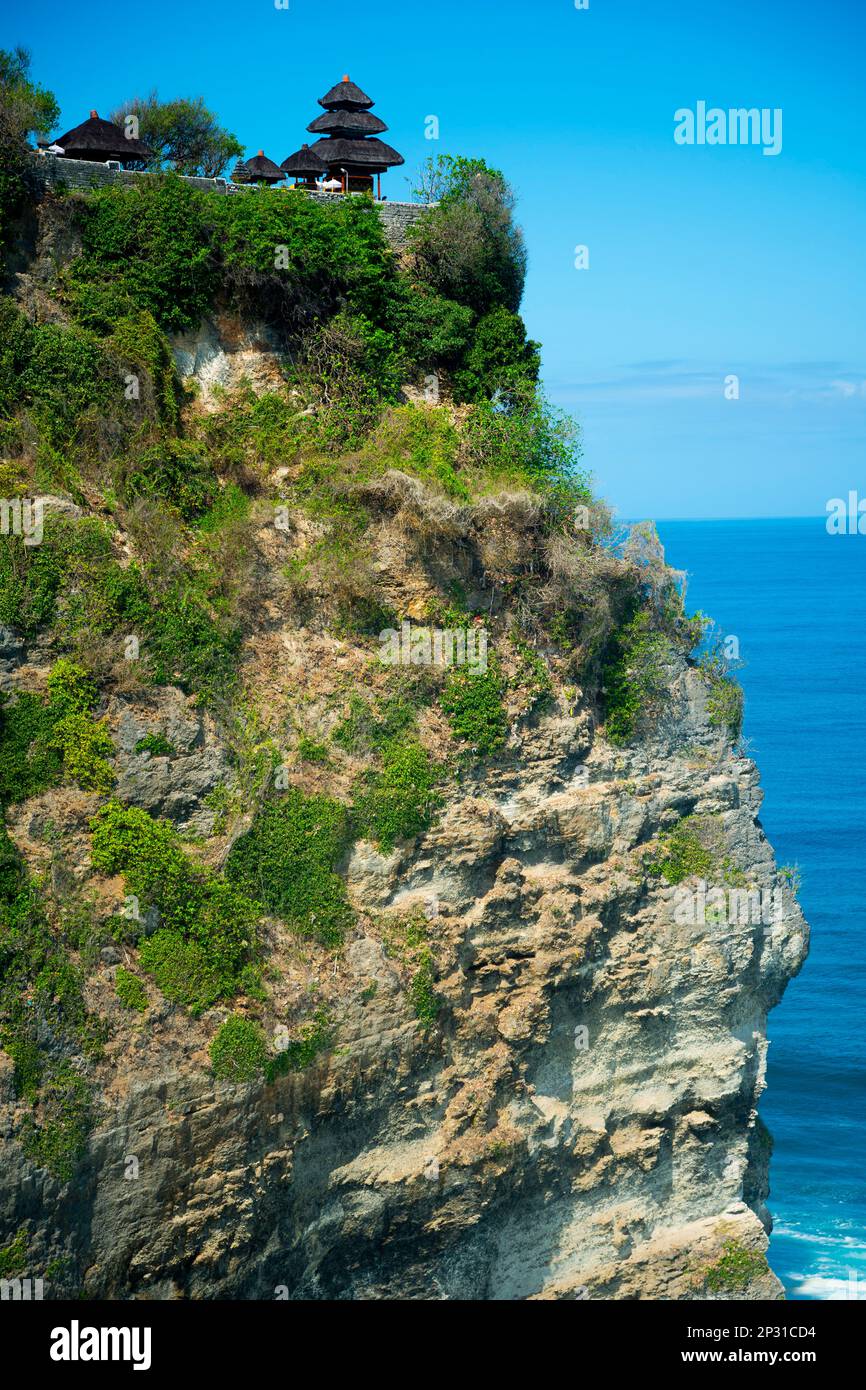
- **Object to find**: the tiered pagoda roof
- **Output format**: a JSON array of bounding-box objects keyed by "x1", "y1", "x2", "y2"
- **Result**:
[{"x1": 305, "y1": 76, "x2": 403, "y2": 175}]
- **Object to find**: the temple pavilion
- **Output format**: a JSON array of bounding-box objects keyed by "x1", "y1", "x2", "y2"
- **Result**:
[
  {"x1": 303, "y1": 76, "x2": 404, "y2": 195},
  {"x1": 50, "y1": 110, "x2": 153, "y2": 164},
  {"x1": 241, "y1": 151, "x2": 285, "y2": 185},
  {"x1": 280, "y1": 143, "x2": 328, "y2": 188}
]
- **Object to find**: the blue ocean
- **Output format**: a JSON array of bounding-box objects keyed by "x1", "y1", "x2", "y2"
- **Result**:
[{"x1": 654, "y1": 518, "x2": 866, "y2": 1302}]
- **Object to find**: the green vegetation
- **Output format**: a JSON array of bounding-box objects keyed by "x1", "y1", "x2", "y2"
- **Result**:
[
  {"x1": 600, "y1": 607, "x2": 672, "y2": 747},
  {"x1": 410, "y1": 155, "x2": 527, "y2": 318},
  {"x1": 115, "y1": 968, "x2": 148, "y2": 1012},
  {"x1": 107, "y1": 92, "x2": 243, "y2": 178},
  {"x1": 512, "y1": 637, "x2": 554, "y2": 717},
  {"x1": 440, "y1": 662, "x2": 509, "y2": 756},
  {"x1": 225, "y1": 790, "x2": 354, "y2": 948},
  {"x1": 408, "y1": 949, "x2": 439, "y2": 1028},
  {"x1": 119, "y1": 438, "x2": 216, "y2": 520},
  {"x1": 0, "y1": 47, "x2": 59, "y2": 249},
  {"x1": 352, "y1": 741, "x2": 441, "y2": 850},
  {"x1": 210, "y1": 1015, "x2": 267, "y2": 1082},
  {"x1": 90, "y1": 801, "x2": 260, "y2": 1014},
  {"x1": 376, "y1": 908, "x2": 441, "y2": 1029},
  {"x1": 20, "y1": 1066, "x2": 91, "y2": 1181},
  {"x1": 700, "y1": 655, "x2": 745, "y2": 741},
  {"x1": 0, "y1": 513, "x2": 149, "y2": 641},
  {"x1": 645, "y1": 816, "x2": 716, "y2": 885},
  {"x1": 69, "y1": 175, "x2": 216, "y2": 334},
  {"x1": 0, "y1": 658, "x2": 114, "y2": 803},
  {"x1": 703, "y1": 1239, "x2": 769, "y2": 1293},
  {"x1": 0, "y1": 300, "x2": 114, "y2": 456},
  {"x1": 460, "y1": 391, "x2": 590, "y2": 500},
  {"x1": 0, "y1": 1224, "x2": 28, "y2": 1277},
  {"x1": 366, "y1": 404, "x2": 469, "y2": 500},
  {"x1": 145, "y1": 580, "x2": 241, "y2": 707},
  {"x1": 0, "y1": 823, "x2": 98, "y2": 1179},
  {"x1": 644, "y1": 814, "x2": 742, "y2": 887},
  {"x1": 332, "y1": 680, "x2": 433, "y2": 757},
  {"x1": 265, "y1": 1007, "x2": 332, "y2": 1081},
  {"x1": 296, "y1": 735, "x2": 330, "y2": 765},
  {"x1": 134, "y1": 732, "x2": 176, "y2": 758}
]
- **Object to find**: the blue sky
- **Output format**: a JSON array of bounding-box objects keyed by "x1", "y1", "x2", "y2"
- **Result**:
[{"x1": 6, "y1": 0, "x2": 866, "y2": 518}]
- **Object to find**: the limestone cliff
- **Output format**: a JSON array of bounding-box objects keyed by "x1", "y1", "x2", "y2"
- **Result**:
[
  {"x1": 0, "y1": 482, "x2": 807, "y2": 1301},
  {"x1": 0, "y1": 182, "x2": 807, "y2": 1302}
]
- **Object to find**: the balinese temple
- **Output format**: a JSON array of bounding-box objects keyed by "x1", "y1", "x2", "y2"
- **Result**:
[
  {"x1": 50, "y1": 110, "x2": 153, "y2": 164},
  {"x1": 280, "y1": 143, "x2": 328, "y2": 189},
  {"x1": 306, "y1": 76, "x2": 404, "y2": 195},
  {"x1": 241, "y1": 151, "x2": 285, "y2": 185}
]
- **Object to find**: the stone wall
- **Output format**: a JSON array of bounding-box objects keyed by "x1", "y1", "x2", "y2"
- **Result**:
[{"x1": 27, "y1": 154, "x2": 430, "y2": 248}]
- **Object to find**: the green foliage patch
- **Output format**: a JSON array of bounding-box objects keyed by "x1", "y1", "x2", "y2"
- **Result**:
[
  {"x1": 0, "y1": 658, "x2": 113, "y2": 803},
  {"x1": 264, "y1": 1007, "x2": 332, "y2": 1082},
  {"x1": 703, "y1": 1239, "x2": 769, "y2": 1293},
  {"x1": 90, "y1": 801, "x2": 260, "y2": 1014},
  {"x1": 440, "y1": 661, "x2": 509, "y2": 756},
  {"x1": 115, "y1": 967, "x2": 148, "y2": 1012},
  {"x1": 210, "y1": 1015, "x2": 267, "y2": 1082},
  {"x1": 352, "y1": 741, "x2": 441, "y2": 851},
  {"x1": 0, "y1": 823, "x2": 97, "y2": 1179},
  {"x1": 225, "y1": 790, "x2": 354, "y2": 948},
  {"x1": 600, "y1": 607, "x2": 671, "y2": 747},
  {"x1": 643, "y1": 814, "x2": 737, "y2": 887}
]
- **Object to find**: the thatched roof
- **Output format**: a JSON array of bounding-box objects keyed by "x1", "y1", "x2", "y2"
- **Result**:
[
  {"x1": 307, "y1": 109, "x2": 387, "y2": 136},
  {"x1": 318, "y1": 75, "x2": 374, "y2": 111},
  {"x1": 54, "y1": 111, "x2": 153, "y2": 162},
  {"x1": 244, "y1": 151, "x2": 285, "y2": 182},
  {"x1": 231, "y1": 161, "x2": 252, "y2": 184},
  {"x1": 309, "y1": 136, "x2": 405, "y2": 170},
  {"x1": 280, "y1": 144, "x2": 328, "y2": 176}
]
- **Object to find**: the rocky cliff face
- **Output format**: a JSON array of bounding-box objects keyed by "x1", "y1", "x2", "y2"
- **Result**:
[
  {"x1": 0, "y1": 186, "x2": 808, "y2": 1302},
  {"x1": 0, "y1": 485, "x2": 807, "y2": 1302}
]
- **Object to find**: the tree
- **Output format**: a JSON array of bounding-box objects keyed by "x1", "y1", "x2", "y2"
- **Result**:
[
  {"x1": 0, "y1": 47, "x2": 59, "y2": 248},
  {"x1": 109, "y1": 92, "x2": 242, "y2": 178},
  {"x1": 409, "y1": 155, "x2": 527, "y2": 315},
  {"x1": 0, "y1": 47, "x2": 59, "y2": 138}
]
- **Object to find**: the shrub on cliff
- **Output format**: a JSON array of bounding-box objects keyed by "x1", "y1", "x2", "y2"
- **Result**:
[
  {"x1": 0, "y1": 301, "x2": 115, "y2": 450},
  {"x1": 225, "y1": 790, "x2": 354, "y2": 948},
  {"x1": 0, "y1": 658, "x2": 114, "y2": 802},
  {"x1": 209, "y1": 1015, "x2": 267, "y2": 1082},
  {"x1": 0, "y1": 822, "x2": 96, "y2": 1179},
  {"x1": 352, "y1": 741, "x2": 442, "y2": 850},
  {"x1": 452, "y1": 306, "x2": 540, "y2": 405},
  {"x1": 440, "y1": 661, "x2": 509, "y2": 757},
  {"x1": 409, "y1": 156, "x2": 527, "y2": 316},
  {"x1": 297, "y1": 310, "x2": 403, "y2": 449},
  {"x1": 90, "y1": 802, "x2": 260, "y2": 1013},
  {"x1": 69, "y1": 174, "x2": 215, "y2": 333},
  {"x1": 364, "y1": 404, "x2": 468, "y2": 500},
  {"x1": 207, "y1": 188, "x2": 396, "y2": 326},
  {"x1": 117, "y1": 438, "x2": 217, "y2": 521},
  {"x1": 460, "y1": 390, "x2": 589, "y2": 500}
]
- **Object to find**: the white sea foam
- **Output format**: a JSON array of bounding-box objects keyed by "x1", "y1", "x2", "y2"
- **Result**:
[{"x1": 792, "y1": 1274, "x2": 866, "y2": 1301}]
